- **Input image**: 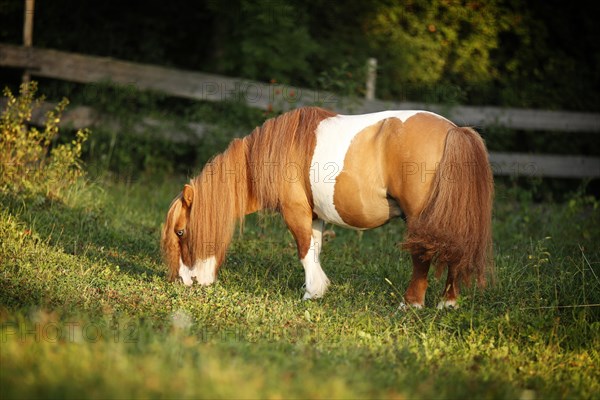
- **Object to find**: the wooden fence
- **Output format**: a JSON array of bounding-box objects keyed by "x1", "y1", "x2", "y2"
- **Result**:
[{"x1": 1, "y1": 43, "x2": 599, "y2": 178}]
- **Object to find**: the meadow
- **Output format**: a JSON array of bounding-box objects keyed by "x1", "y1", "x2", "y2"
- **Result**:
[{"x1": 1, "y1": 85, "x2": 599, "y2": 399}]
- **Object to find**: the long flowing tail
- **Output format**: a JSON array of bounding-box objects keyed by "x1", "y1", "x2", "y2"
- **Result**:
[{"x1": 404, "y1": 127, "x2": 494, "y2": 286}]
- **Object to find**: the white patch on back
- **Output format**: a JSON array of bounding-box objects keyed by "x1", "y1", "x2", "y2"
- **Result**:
[{"x1": 310, "y1": 110, "x2": 437, "y2": 228}]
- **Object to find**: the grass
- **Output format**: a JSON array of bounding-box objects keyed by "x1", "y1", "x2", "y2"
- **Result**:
[
  {"x1": 2, "y1": 80, "x2": 598, "y2": 399},
  {"x1": 1, "y1": 172, "x2": 599, "y2": 398}
]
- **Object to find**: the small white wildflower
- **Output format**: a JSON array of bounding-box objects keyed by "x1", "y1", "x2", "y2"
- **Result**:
[{"x1": 171, "y1": 309, "x2": 192, "y2": 331}]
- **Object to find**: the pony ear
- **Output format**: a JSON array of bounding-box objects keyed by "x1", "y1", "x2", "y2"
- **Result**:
[{"x1": 182, "y1": 184, "x2": 194, "y2": 207}]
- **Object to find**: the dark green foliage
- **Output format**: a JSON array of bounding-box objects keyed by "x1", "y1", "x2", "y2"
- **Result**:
[
  {"x1": 1, "y1": 0, "x2": 598, "y2": 110},
  {"x1": 206, "y1": 0, "x2": 318, "y2": 83}
]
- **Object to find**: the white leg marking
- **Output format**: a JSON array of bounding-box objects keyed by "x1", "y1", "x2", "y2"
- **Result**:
[
  {"x1": 192, "y1": 256, "x2": 217, "y2": 286},
  {"x1": 179, "y1": 259, "x2": 194, "y2": 286},
  {"x1": 437, "y1": 299, "x2": 458, "y2": 309},
  {"x1": 302, "y1": 220, "x2": 330, "y2": 300}
]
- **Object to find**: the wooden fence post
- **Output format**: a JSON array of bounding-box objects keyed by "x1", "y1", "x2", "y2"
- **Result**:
[
  {"x1": 365, "y1": 58, "x2": 377, "y2": 101},
  {"x1": 22, "y1": 0, "x2": 35, "y2": 85}
]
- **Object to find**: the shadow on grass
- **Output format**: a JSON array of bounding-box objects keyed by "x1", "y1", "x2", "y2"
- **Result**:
[
  {"x1": 217, "y1": 215, "x2": 416, "y2": 304},
  {"x1": 0, "y1": 190, "x2": 162, "y2": 279}
]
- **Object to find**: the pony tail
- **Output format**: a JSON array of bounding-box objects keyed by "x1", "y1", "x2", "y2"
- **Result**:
[{"x1": 404, "y1": 127, "x2": 494, "y2": 286}]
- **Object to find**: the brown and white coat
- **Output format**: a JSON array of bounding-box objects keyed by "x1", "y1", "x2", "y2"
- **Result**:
[{"x1": 161, "y1": 107, "x2": 494, "y2": 308}]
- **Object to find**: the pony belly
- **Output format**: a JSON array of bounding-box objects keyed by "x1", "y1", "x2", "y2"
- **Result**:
[
  {"x1": 310, "y1": 168, "x2": 371, "y2": 229},
  {"x1": 312, "y1": 180, "x2": 400, "y2": 230},
  {"x1": 333, "y1": 191, "x2": 403, "y2": 229},
  {"x1": 311, "y1": 184, "x2": 358, "y2": 229},
  {"x1": 312, "y1": 206, "x2": 363, "y2": 230},
  {"x1": 310, "y1": 112, "x2": 406, "y2": 229},
  {"x1": 311, "y1": 112, "x2": 418, "y2": 230}
]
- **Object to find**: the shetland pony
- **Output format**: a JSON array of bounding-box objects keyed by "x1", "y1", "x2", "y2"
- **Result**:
[{"x1": 161, "y1": 107, "x2": 494, "y2": 308}]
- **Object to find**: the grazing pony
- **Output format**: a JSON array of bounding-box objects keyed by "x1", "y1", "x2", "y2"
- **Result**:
[{"x1": 161, "y1": 107, "x2": 493, "y2": 308}]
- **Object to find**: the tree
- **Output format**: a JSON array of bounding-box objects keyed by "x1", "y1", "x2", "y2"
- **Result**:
[
  {"x1": 365, "y1": 0, "x2": 511, "y2": 101},
  {"x1": 207, "y1": 0, "x2": 318, "y2": 83}
]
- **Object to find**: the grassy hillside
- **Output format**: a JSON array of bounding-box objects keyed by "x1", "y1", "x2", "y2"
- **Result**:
[
  {"x1": 1, "y1": 82, "x2": 599, "y2": 399},
  {"x1": 1, "y1": 176, "x2": 599, "y2": 399}
]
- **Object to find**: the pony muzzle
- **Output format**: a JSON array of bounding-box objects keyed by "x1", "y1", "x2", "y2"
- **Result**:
[{"x1": 178, "y1": 257, "x2": 217, "y2": 286}]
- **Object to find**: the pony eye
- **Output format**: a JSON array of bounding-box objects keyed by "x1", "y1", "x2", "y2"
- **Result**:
[{"x1": 176, "y1": 229, "x2": 185, "y2": 237}]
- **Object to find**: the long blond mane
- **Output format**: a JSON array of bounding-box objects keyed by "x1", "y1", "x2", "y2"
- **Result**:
[
  {"x1": 187, "y1": 138, "x2": 249, "y2": 267},
  {"x1": 186, "y1": 107, "x2": 336, "y2": 267},
  {"x1": 247, "y1": 107, "x2": 336, "y2": 209}
]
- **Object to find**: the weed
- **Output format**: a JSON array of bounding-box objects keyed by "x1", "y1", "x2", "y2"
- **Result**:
[{"x1": 0, "y1": 82, "x2": 89, "y2": 199}]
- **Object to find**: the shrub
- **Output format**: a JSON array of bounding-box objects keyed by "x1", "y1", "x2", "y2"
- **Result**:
[{"x1": 0, "y1": 81, "x2": 89, "y2": 199}]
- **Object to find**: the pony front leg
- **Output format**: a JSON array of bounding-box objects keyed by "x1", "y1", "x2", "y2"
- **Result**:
[
  {"x1": 282, "y1": 206, "x2": 330, "y2": 300},
  {"x1": 301, "y1": 219, "x2": 330, "y2": 300},
  {"x1": 402, "y1": 252, "x2": 431, "y2": 308}
]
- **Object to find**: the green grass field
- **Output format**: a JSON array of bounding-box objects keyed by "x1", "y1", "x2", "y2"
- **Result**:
[
  {"x1": 1, "y1": 75, "x2": 599, "y2": 400},
  {"x1": 1, "y1": 174, "x2": 599, "y2": 399}
]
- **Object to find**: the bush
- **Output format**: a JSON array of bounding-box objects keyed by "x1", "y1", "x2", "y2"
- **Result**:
[{"x1": 0, "y1": 81, "x2": 89, "y2": 199}]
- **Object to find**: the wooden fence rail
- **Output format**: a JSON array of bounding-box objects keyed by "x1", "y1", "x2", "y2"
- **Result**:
[{"x1": 1, "y1": 43, "x2": 599, "y2": 178}]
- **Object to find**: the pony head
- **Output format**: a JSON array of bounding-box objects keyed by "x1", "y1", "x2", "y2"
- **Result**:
[
  {"x1": 161, "y1": 184, "x2": 198, "y2": 284},
  {"x1": 161, "y1": 182, "x2": 221, "y2": 286},
  {"x1": 161, "y1": 139, "x2": 252, "y2": 286}
]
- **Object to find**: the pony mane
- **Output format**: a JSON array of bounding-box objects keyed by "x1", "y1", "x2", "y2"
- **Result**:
[
  {"x1": 188, "y1": 137, "x2": 249, "y2": 266},
  {"x1": 187, "y1": 106, "x2": 336, "y2": 267},
  {"x1": 247, "y1": 107, "x2": 336, "y2": 209}
]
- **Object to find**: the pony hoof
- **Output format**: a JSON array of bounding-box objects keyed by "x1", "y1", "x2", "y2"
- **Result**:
[
  {"x1": 437, "y1": 300, "x2": 458, "y2": 309},
  {"x1": 303, "y1": 291, "x2": 326, "y2": 300},
  {"x1": 398, "y1": 302, "x2": 423, "y2": 310}
]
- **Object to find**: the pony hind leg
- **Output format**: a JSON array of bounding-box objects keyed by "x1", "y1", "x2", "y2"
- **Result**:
[
  {"x1": 438, "y1": 264, "x2": 460, "y2": 309},
  {"x1": 402, "y1": 251, "x2": 431, "y2": 308}
]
